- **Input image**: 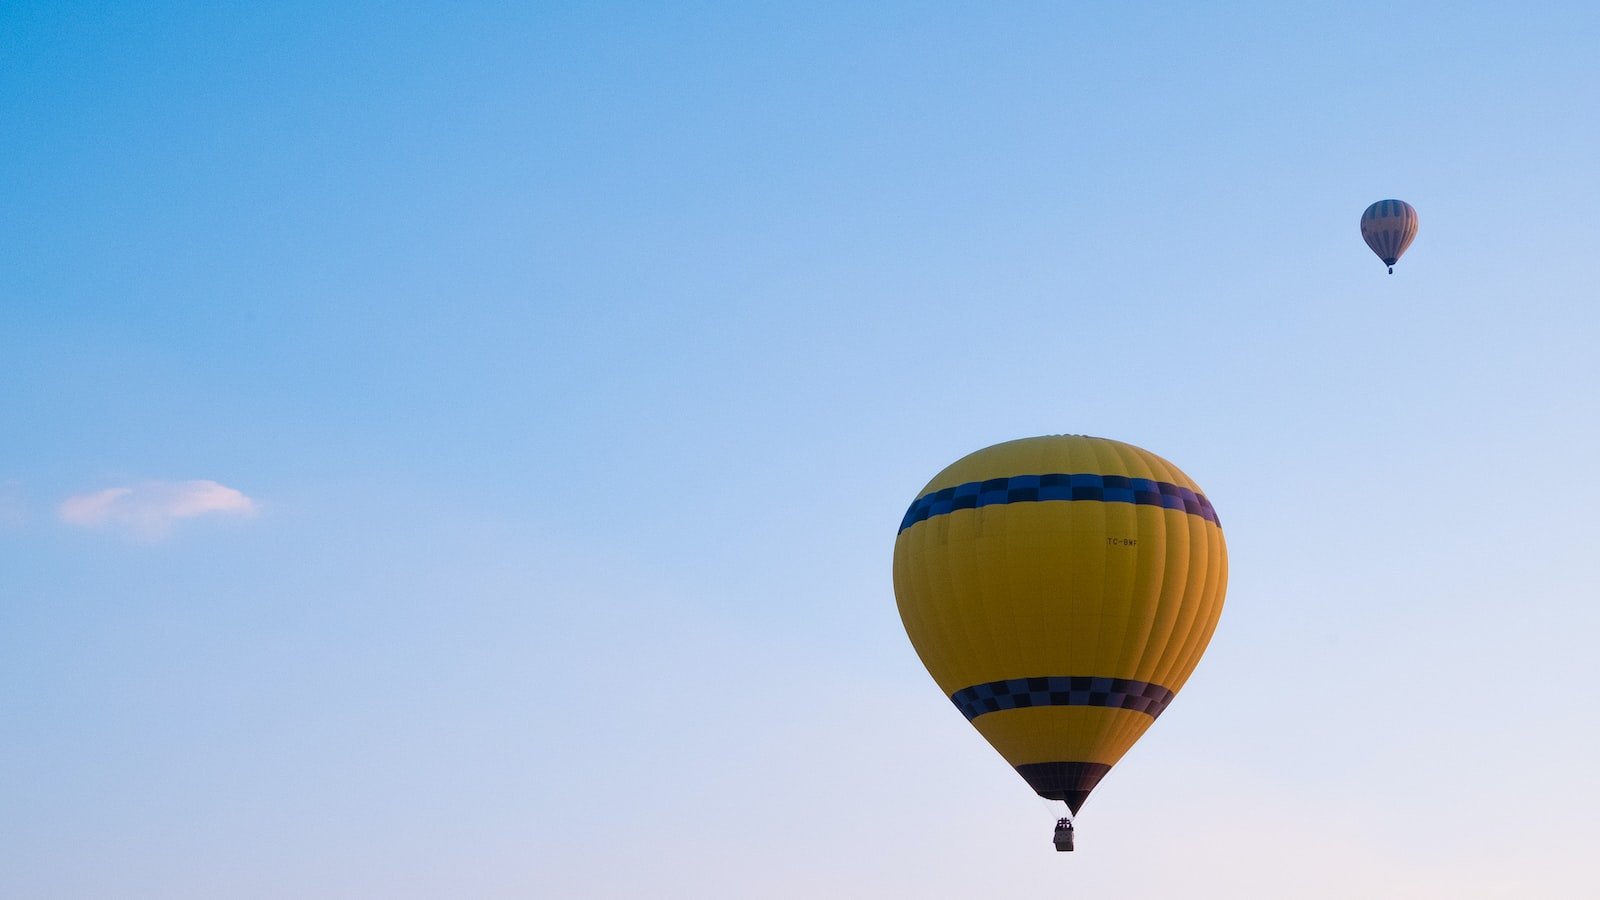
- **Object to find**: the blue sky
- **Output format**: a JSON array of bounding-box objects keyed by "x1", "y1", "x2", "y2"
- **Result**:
[{"x1": 4, "y1": 2, "x2": 1599, "y2": 896}]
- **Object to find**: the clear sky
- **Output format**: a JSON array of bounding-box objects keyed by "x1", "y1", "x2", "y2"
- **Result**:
[{"x1": 4, "y1": 2, "x2": 1599, "y2": 897}]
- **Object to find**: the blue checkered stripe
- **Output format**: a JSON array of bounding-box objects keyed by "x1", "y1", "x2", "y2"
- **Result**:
[
  {"x1": 950, "y1": 676, "x2": 1176, "y2": 721},
  {"x1": 898, "y1": 473, "x2": 1219, "y2": 533}
]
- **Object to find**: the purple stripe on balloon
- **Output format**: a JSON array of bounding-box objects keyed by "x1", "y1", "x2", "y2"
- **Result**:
[
  {"x1": 898, "y1": 473, "x2": 1219, "y2": 532},
  {"x1": 950, "y1": 676, "x2": 1177, "y2": 721}
]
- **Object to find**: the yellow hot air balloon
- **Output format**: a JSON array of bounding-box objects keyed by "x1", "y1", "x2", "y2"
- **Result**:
[{"x1": 892, "y1": 435, "x2": 1227, "y2": 851}]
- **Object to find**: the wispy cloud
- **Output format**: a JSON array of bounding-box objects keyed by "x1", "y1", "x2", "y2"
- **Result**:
[{"x1": 59, "y1": 480, "x2": 258, "y2": 540}]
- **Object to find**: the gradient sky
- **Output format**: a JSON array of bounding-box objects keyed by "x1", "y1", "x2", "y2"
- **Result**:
[{"x1": 5, "y1": 3, "x2": 1600, "y2": 897}]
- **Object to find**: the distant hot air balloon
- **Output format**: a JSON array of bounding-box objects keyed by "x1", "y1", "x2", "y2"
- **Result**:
[
  {"x1": 1361, "y1": 199, "x2": 1419, "y2": 273},
  {"x1": 892, "y1": 435, "x2": 1227, "y2": 852}
]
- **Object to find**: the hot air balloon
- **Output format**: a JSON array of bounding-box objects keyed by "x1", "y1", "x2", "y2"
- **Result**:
[
  {"x1": 1360, "y1": 199, "x2": 1419, "y2": 273},
  {"x1": 892, "y1": 435, "x2": 1227, "y2": 851}
]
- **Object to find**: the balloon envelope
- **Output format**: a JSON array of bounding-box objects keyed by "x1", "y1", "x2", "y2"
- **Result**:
[
  {"x1": 1361, "y1": 199, "x2": 1419, "y2": 273},
  {"x1": 892, "y1": 435, "x2": 1228, "y2": 814}
]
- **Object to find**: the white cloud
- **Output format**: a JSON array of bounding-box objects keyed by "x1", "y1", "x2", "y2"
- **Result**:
[{"x1": 58, "y1": 480, "x2": 258, "y2": 539}]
